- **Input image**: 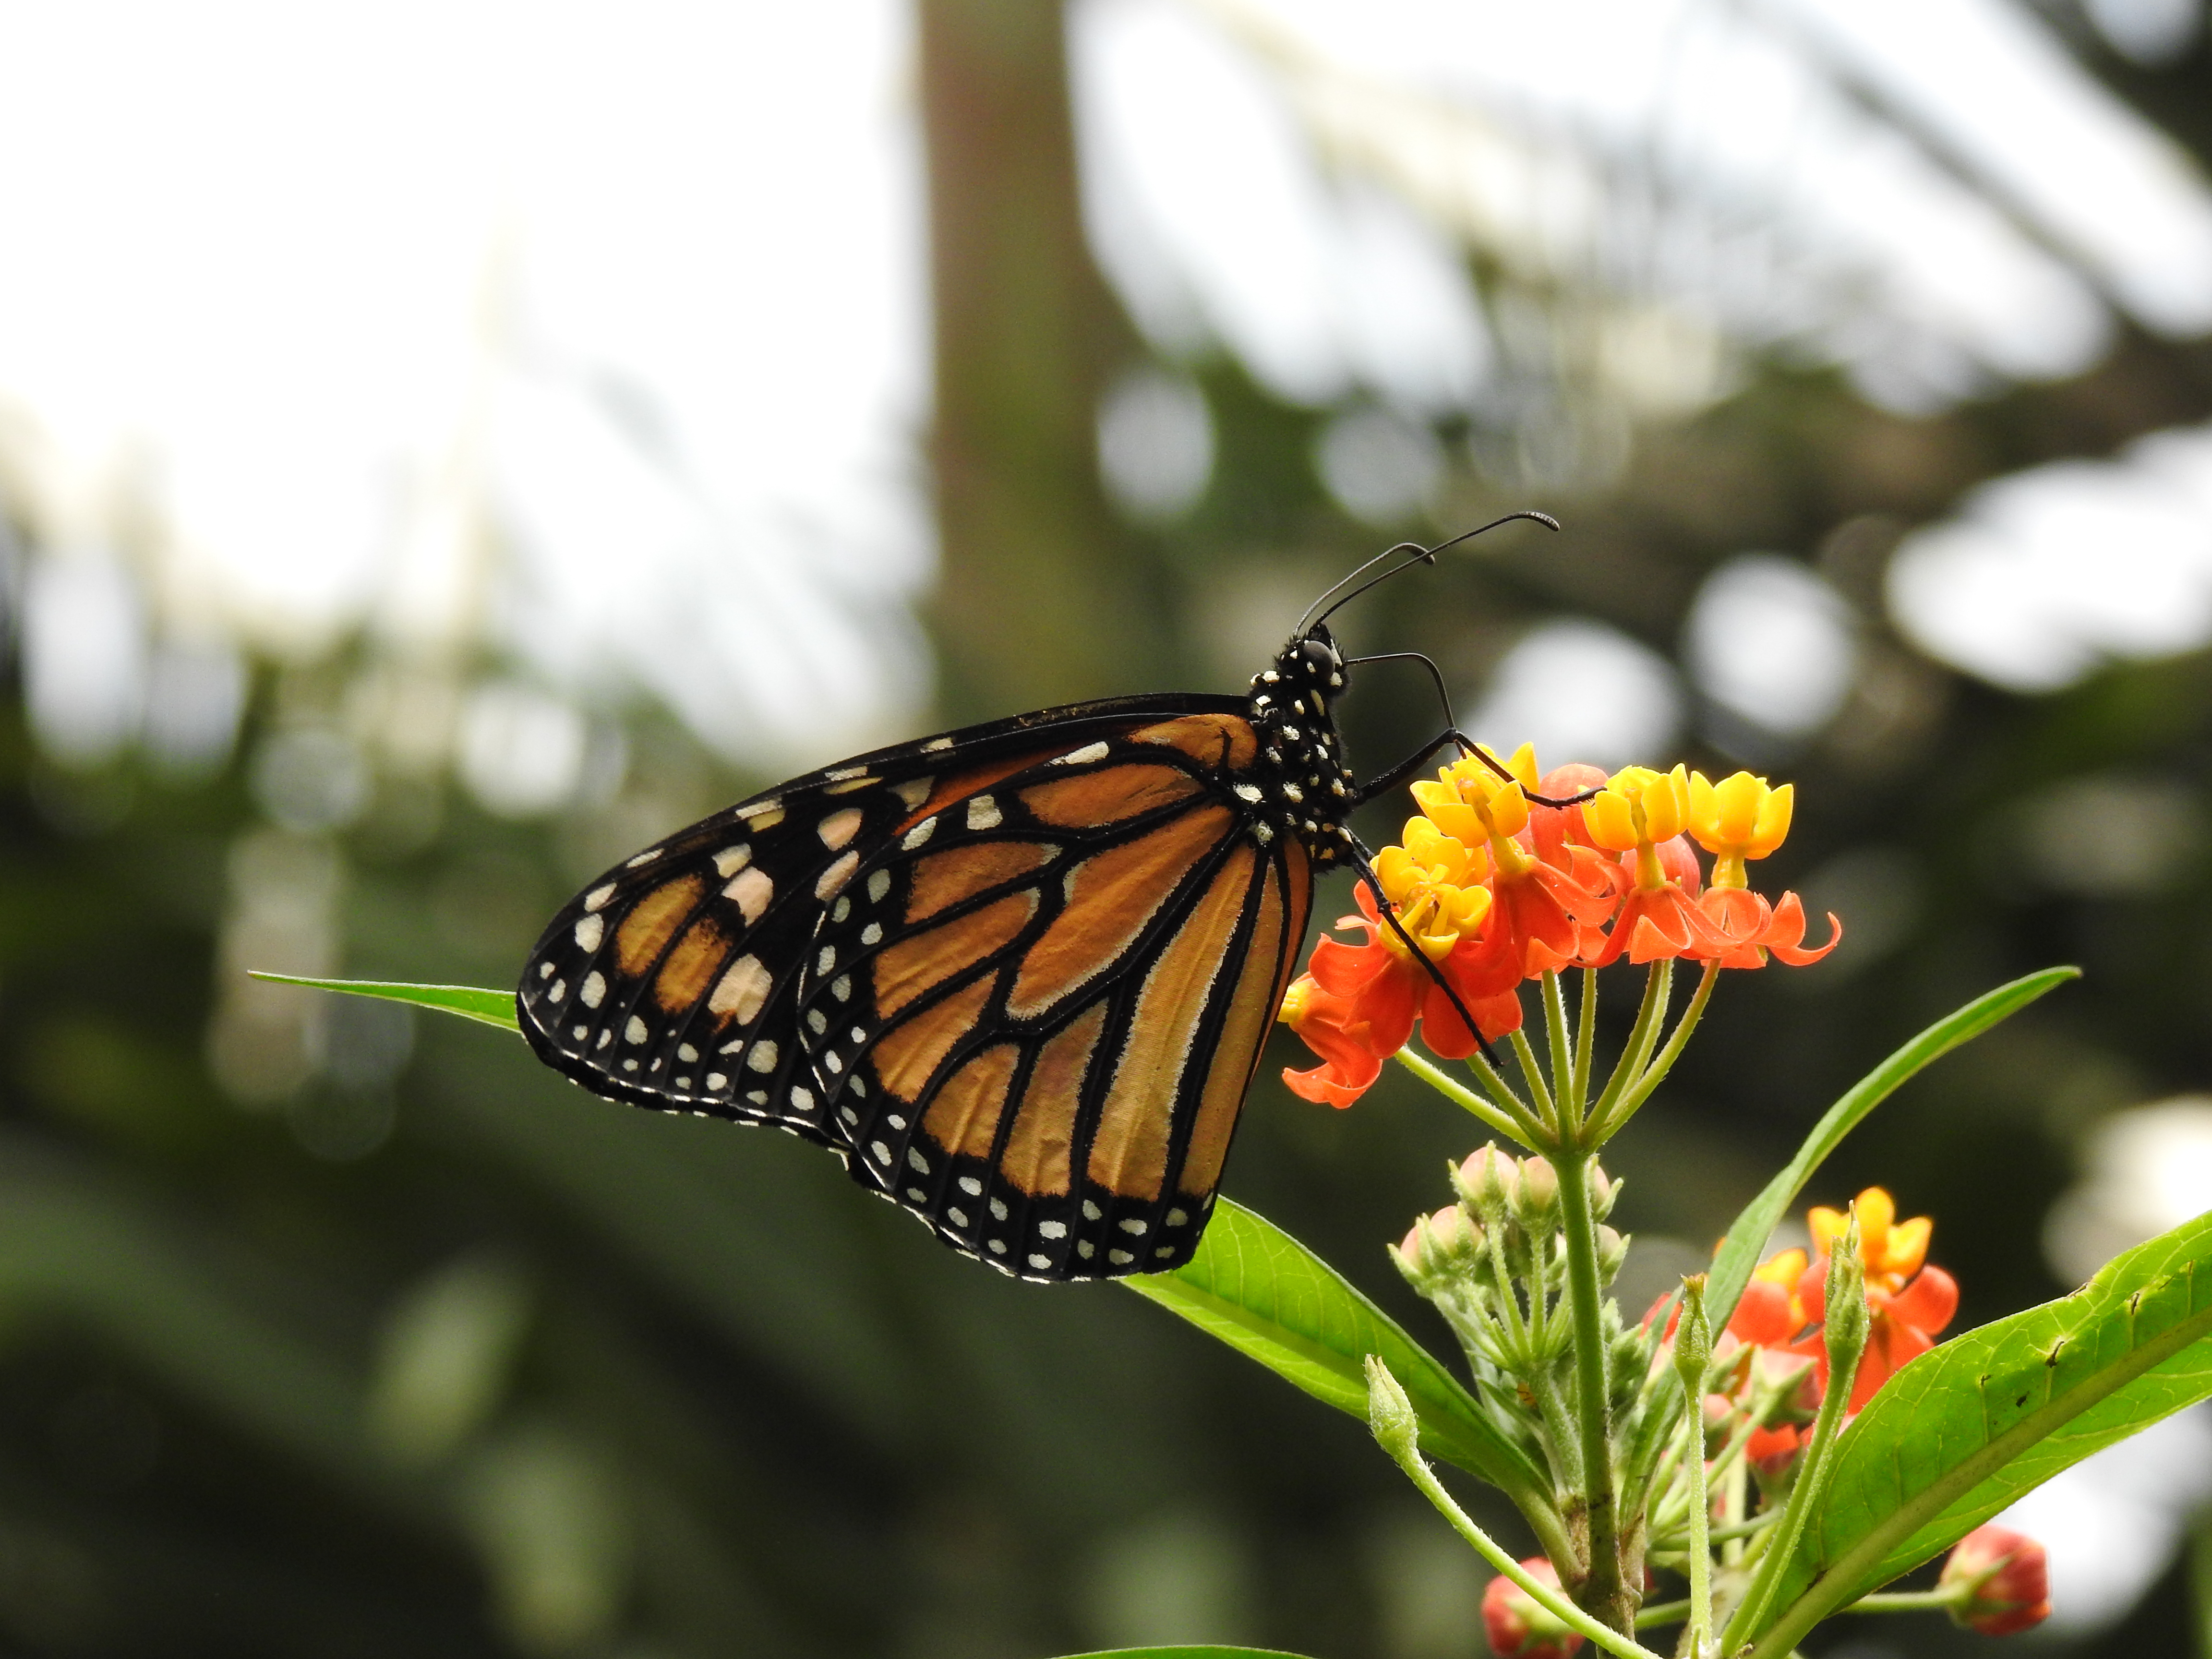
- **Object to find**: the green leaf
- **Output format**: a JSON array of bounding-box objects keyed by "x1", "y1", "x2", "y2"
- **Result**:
[
  {"x1": 248, "y1": 972, "x2": 521, "y2": 1034},
  {"x1": 1124, "y1": 1198, "x2": 1565, "y2": 1554},
  {"x1": 1749, "y1": 1209, "x2": 2212, "y2": 1658},
  {"x1": 1706, "y1": 967, "x2": 2075, "y2": 1331}
]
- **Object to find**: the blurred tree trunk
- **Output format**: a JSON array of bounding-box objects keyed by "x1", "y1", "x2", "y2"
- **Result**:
[{"x1": 918, "y1": 0, "x2": 1172, "y2": 722}]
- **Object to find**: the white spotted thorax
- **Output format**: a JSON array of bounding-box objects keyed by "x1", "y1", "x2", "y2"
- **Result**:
[{"x1": 1247, "y1": 625, "x2": 1358, "y2": 869}]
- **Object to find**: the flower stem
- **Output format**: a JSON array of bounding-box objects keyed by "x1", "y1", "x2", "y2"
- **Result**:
[
  {"x1": 1573, "y1": 966, "x2": 1599, "y2": 1117},
  {"x1": 1376, "y1": 1408, "x2": 1665, "y2": 1659},
  {"x1": 1584, "y1": 962, "x2": 1671, "y2": 1145},
  {"x1": 1393, "y1": 1050, "x2": 1538, "y2": 1147},
  {"x1": 1509, "y1": 1030, "x2": 1558, "y2": 1135},
  {"x1": 1557, "y1": 1143, "x2": 1632, "y2": 1633},
  {"x1": 1542, "y1": 970, "x2": 1577, "y2": 1127},
  {"x1": 1592, "y1": 962, "x2": 1719, "y2": 1140},
  {"x1": 1847, "y1": 1588, "x2": 1970, "y2": 1614}
]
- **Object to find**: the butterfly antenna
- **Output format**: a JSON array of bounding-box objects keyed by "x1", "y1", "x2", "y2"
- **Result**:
[{"x1": 1297, "y1": 511, "x2": 1559, "y2": 637}]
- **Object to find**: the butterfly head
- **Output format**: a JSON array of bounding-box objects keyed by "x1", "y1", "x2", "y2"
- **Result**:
[{"x1": 1243, "y1": 624, "x2": 1357, "y2": 867}]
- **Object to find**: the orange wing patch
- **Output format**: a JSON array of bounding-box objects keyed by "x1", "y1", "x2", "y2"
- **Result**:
[
  {"x1": 1088, "y1": 843, "x2": 1258, "y2": 1202},
  {"x1": 1006, "y1": 805, "x2": 1234, "y2": 1020},
  {"x1": 616, "y1": 874, "x2": 708, "y2": 975},
  {"x1": 896, "y1": 749, "x2": 1062, "y2": 833},
  {"x1": 874, "y1": 975, "x2": 996, "y2": 1103},
  {"x1": 907, "y1": 841, "x2": 1058, "y2": 925},
  {"x1": 873, "y1": 890, "x2": 1036, "y2": 1020},
  {"x1": 1177, "y1": 852, "x2": 1295, "y2": 1200},
  {"x1": 1018, "y1": 764, "x2": 1202, "y2": 829},
  {"x1": 920, "y1": 1043, "x2": 1022, "y2": 1161},
  {"x1": 652, "y1": 916, "x2": 732, "y2": 1013},
  {"x1": 998, "y1": 1004, "x2": 1107, "y2": 1198},
  {"x1": 1129, "y1": 713, "x2": 1257, "y2": 771}
]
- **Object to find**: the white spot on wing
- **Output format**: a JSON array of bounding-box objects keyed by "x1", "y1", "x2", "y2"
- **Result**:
[
  {"x1": 1038, "y1": 1220, "x2": 1067, "y2": 1239},
  {"x1": 1029, "y1": 1254, "x2": 1052, "y2": 1270},
  {"x1": 966, "y1": 795, "x2": 1001, "y2": 831},
  {"x1": 959, "y1": 1178, "x2": 982, "y2": 1196},
  {"x1": 626, "y1": 848, "x2": 662, "y2": 868},
  {"x1": 1109, "y1": 1249, "x2": 1134, "y2": 1265},
  {"x1": 860, "y1": 923, "x2": 882, "y2": 947},
  {"x1": 1233, "y1": 784, "x2": 1263, "y2": 804},
  {"x1": 625, "y1": 1016, "x2": 648, "y2": 1044},
  {"x1": 746, "y1": 1040, "x2": 779, "y2": 1072},
  {"x1": 584, "y1": 883, "x2": 616, "y2": 912},
  {"x1": 1166, "y1": 1207, "x2": 1189, "y2": 1226},
  {"x1": 709, "y1": 956, "x2": 772, "y2": 1025},
  {"x1": 867, "y1": 869, "x2": 892, "y2": 903},
  {"x1": 1082, "y1": 1200, "x2": 1101, "y2": 1221},
  {"x1": 538, "y1": 962, "x2": 554, "y2": 980},
  {"x1": 574, "y1": 914, "x2": 604, "y2": 951},
  {"x1": 907, "y1": 1147, "x2": 930, "y2": 1173},
  {"x1": 871, "y1": 1141, "x2": 891, "y2": 1163},
  {"x1": 818, "y1": 807, "x2": 864, "y2": 849},
  {"x1": 1053, "y1": 741, "x2": 1110, "y2": 766},
  {"x1": 1077, "y1": 1240, "x2": 1095, "y2": 1259},
  {"x1": 678, "y1": 1044, "x2": 698, "y2": 1063},
  {"x1": 815, "y1": 850, "x2": 859, "y2": 900},
  {"x1": 725, "y1": 866, "x2": 774, "y2": 924},
  {"x1": 989, "y1": 1198, "x2": 1008, "y2": 1222},
  {"x1": 706, "y1": 1072, "x2": 727, "y2": 1089},
  {"x1": 895, "y1": 777, "x2": 933, "y2": 808},
  {"x1": 580, "y1": 973, "x2": 606, "y2": 1009},
  {"x1": 922, "y1": 736, "x2": 954, "y2": 752},
  {"x1": 713, "y1": 845, "x2": 751, "y2": 877},
  {"x1": 827, "y1": 766, "x2": 868, "y2": 782},
  {"x1": 902, "y1": 817, "x2": 937, "y2": 851},
  {"x1": 1118, "y1": 1217, "x2": 1148, "y2": 1235}
]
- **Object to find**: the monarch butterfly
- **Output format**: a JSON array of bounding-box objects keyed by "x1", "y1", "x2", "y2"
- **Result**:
[{"x1": 517, "y1": 516, "x2": 1560, "y2": 1281}]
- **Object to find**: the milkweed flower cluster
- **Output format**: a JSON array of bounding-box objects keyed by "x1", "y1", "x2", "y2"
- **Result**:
[
  {"x1": 1648, "y1": 1187, "x2": 1960, "y2": 1491},
  {"x1": 1278, "y1": 747, "x2": 1839, "y2": 1106}
]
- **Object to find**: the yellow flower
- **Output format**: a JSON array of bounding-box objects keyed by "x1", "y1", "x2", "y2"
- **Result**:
[
  {"x1": 1689, "y1": 770, "x2": 1794, "y2": 889},
  {"x1": 1373, "y1": 818, "x2": 1492, "y2": 959},
  {"x1": 1809, "y1": 1187, "x2": 1932, "y2": 1297}
]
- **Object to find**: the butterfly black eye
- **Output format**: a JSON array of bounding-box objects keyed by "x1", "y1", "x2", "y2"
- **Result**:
[{"x1": 1298, "y1": 636, "x2": 1342, "y2": 689}]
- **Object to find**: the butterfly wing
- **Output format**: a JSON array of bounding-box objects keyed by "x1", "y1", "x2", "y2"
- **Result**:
[
  {"x1": 517, "y1": 696, "x2": 1253, "y2": 1141},
  {"x1": 799, "y1": 712, "x2": 1313, "y2": 1280}
]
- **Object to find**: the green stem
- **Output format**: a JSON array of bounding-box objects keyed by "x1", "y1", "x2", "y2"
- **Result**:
[
  {"x1": 1573, "y1": 966, "x2": 1599, "y2": 1128},
  {"x1": 1557, "y1": 1145, "x2": 1630, "y2": 1632},
  {"x1": 1393, "y1": 1050, "x2": 1538, "y2": 1147},
  {"x1": 1542, "y1": 970, "x2": 1576, "y2": 1129},
  {"x1": 1380, "y1": 1431, "x2": 1665, "y2": 1659},
  {"x1": 1592, "y1": 962, "x2": 1719, "y2": 1140},
  {"x1": 1584, "y1": 962, "x2": 1671, "y2": 1142},
  {"x1": 1847, "y1": 1588, "x2": 1969, "y2": 1614},
  {"x1": 1634, "y1": 1598, "x2": 1691, "y2": 1629},
  {"x1": 1723, "y1": 1343, "x2": 1864, "y2": 1650},
  {"x1": 1509, "y1": 1029, "x2": 1558, "y2": 1135}
]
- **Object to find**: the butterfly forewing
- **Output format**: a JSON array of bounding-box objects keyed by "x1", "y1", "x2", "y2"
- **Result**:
[{"x1": 519, "y1": 685, "x2": 1342, "y2": 1283}]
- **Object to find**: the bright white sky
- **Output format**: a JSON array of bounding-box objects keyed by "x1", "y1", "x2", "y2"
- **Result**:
[{"x1": 2, "y1": 0, "x2": 2209, "y2": 775}]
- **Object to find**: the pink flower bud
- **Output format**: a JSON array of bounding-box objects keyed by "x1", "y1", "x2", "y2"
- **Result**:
[
  {"x1": 1940, "y1": 1525, "x2": 2050, "y2": 1636},
  {"x1": 1481, "y1": 1558, "x2": 1584, "y2": 1659}
]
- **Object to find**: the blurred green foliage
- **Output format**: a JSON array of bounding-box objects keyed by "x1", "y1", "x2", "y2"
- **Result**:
[{"x1": 0, "y1": 6, "x2": 2208, "y2": 1656}]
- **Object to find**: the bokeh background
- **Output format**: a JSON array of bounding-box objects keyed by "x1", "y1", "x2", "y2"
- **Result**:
[{"x1": 1, "y1": 0, "x2": 2211, "y2": 1653}]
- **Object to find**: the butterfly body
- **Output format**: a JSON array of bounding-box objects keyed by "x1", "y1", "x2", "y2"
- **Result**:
[{"x1": 517, "y1": 629, "x2": 1357, "y2": 1281}]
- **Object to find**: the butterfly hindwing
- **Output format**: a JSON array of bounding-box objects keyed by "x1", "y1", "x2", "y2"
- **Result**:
[{"x1": 789, "y1": 714, "x2": 1314, "y2": 1280}]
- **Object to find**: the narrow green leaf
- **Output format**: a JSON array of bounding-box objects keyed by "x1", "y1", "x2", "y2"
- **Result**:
[
  {"x1": 1125, "y1": 1198, "x2": 1564, "y2": 1551},
  {"x1": 1749, "y1": 1210, "x2": 2212, "y2": 1657},
  {"x1": 1706, "y1": 967, "x2": 2075, "y2": 1330},
  {"x1": 249, "y1": 972, "x2": 521, "y2": 1034}
]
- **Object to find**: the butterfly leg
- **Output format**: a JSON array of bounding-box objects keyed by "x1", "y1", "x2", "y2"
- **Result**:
[
  {"x1": 1343, "y1": 835, "x2": 1503, "y2": 1065},
  {"x1": 1354, "y1": 733, "x2": 1602, "y2": 810}
]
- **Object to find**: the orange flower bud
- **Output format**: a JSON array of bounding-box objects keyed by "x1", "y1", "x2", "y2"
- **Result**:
[
  {"x1": 1941, "y1": 1526, "x2": 2050, "y2": 1635},
  {"x1": 1482, "y1": 1559, "x2": 1584, "y2": 1659}
]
